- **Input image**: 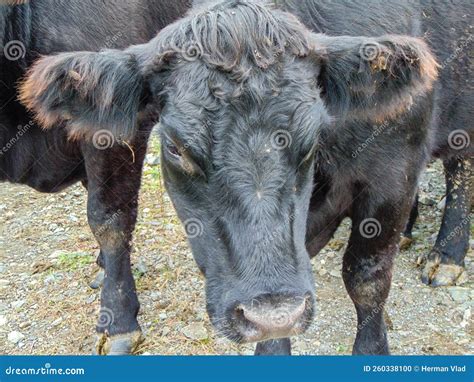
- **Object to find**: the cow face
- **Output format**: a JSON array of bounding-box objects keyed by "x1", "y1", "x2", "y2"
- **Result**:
[{"x1": 21, "y1": 1, "x2": 437, "y2": 344}]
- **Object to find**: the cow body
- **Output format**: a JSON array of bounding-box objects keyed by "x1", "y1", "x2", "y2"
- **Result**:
[
  {"x1": 1, "y1": 0, "x2": 190, "y2": 354},
  {"x1": 283, "y1": 1, "x2": 473, "y2": 286},
  {"x1": 10, "y1": 0, "x2": 472, "y2": 355}
]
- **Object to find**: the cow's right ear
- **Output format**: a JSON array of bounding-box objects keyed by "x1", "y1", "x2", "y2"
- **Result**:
[{"x1": 20, "y1": 48, "x2": 148, "y2": 141}]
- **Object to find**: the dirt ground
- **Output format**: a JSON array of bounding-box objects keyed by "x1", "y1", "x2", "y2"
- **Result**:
[{"x1": 0, "y1": 136, "x2": 472, "y2": 355}]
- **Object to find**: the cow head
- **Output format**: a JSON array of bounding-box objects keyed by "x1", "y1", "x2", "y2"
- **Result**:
[{"x1": 21, "y1": 0, "x2": 437, "y2": 344}]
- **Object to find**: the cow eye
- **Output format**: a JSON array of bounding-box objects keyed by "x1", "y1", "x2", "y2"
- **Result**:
[{"x1": 165, "y1": 141, "x2": 181, "y2": 158}]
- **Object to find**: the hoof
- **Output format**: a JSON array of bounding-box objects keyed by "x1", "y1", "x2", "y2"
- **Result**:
[
  {"x1": 421, "y1": 260, "x2": 467, "y2": 287},
  {"x1": 399, "y1": 236, "x2": 413, "y2": 251},
  {"x1": 95, "y1": 330, "x2": 144, "y2": 355},
  {"x1": 89, "y1": 269, "x2": 105, "y2": 290}
]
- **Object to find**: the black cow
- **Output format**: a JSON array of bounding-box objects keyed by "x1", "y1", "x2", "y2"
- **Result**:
[
  {"x1": 1, "y1": 0, "x2": 190, "y2": 354},
  {"x1": 19, "y1": 0, "x2": 470, "y2": 355},
  {"x1": 398, "y1": 0, "x2": 473, "y2": 286},
  {"x1": 401, "y1": 166, "x2": 472, "y2": 287}
]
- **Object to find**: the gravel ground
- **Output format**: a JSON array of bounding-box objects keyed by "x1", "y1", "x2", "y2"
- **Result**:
[{"x1": 0, "y1": 136, "x2": 472, "y2": 355}]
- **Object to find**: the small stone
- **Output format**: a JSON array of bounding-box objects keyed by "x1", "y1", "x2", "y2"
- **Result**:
[
  {"x1": 145, "y1": 154, "x2": 161, "y2": 166},
  {"x1": 329, "y1": 268, "x2": 341, "y2": 278},
  {"x1": 8, "y1": 331, "x2": 24, "y2": 344},
  {"x1": 44, "y1": 274, "x2": 57, "y2": 284},
  {"x1": 51, "y1": 318, "x2": 63, "y2": 327},
  {"x1": 19, "y1": 322, "x2": 30, "y2": 329},
  {"x1": 150, "y1": 291, "x2": 161, "y2": 301},
  {"x1": 420, "y1": 196, "x2": 436, "y2": 206},
  {"x1": 181, "y1": 323, "x2": 208, "y2": 341},
  {"x1": 0, "y1": 315, "x2": 7, "y2": 326},
  {"x1": 437, "y1": 196, "x2": 446, "y2": 210},
  {"x1": 0, "y1": 279, "x2": 10, "y2": 288},
  {"x1": 134, "y1": 259, "x2": 148, "y2": 276},
  {"x1": 11, "y1": 300, "x2": 26, "y2": 310},
  {"x1": 85, "y1": 294, "x2": 97, "y2": 304},
  {"x1": 161, "y1": 326, "x2": 171, "y2": 336},
  {"x1": 457, "y1": 338, "x2": 470, "y2": 346},
  {"x1": 49, "y1": 250, "x2": 65, "y2": 259},
  {"x1": 159, "y1": 313, "x2": 167, "y2": 320},
  {"x1": 447, "y1": 287, "x2": 470, "y2": 303}
]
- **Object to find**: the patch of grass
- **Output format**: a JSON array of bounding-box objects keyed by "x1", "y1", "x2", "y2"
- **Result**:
[
  {"x1": 57, "y1": 252, "x2": 94, "y2": 271},
  {"x1": 336, "y1": 344, "x2": 349, "y2": 354}
]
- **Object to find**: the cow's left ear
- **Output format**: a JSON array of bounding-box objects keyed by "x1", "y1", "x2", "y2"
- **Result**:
[
  {"x1": 20, "y1": 47, "x2": 148, "y2": 141},
  {"x1": 310, "y1": 34, "x2": 439, "y2": 122}
]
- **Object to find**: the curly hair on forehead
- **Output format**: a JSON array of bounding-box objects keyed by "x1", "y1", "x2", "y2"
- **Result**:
[{"x1": 148, "y1": 0, "x2": 311, "y2": 82}]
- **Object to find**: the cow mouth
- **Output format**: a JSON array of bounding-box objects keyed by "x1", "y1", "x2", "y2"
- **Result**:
[{"x1": 215, "y1": 294, "x2": 315, "y2": 344}]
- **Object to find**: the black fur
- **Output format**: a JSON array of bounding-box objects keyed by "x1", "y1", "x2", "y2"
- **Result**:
[
  {"x1": 1, "y1": 0, "x2": 190, "y2": 354},
  {"x1": 13, "y1": 0, "x2": 472, "y2": 355}
]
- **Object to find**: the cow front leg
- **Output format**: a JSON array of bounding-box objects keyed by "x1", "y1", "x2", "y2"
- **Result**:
[
  {"x1": 343, "y1": 241, "x2": 394, "y2": 355},
  {"x1": 254, "y1": 339, "x2": 291, "y2": 355},
  {"x1": 400, "y1": 193, "x2": 419, "y2": 250},
  {"x1": 342, "y1": 195, "x2": 414, "y2": 355},
  {"x1": 82, "y1": 138, "x2": 148, "y2": 355},
  {"x1": 421, "y1": 157, "x2": 471, "y2": 287}
]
